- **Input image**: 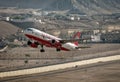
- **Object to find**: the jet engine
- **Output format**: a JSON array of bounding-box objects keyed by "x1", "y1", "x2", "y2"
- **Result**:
[
  {"x1": 51, "y1": 39, "x2": 61, "y2": 46},
  {"x1": 51, "y1": 39, "x2": 56, "y2": 44}
]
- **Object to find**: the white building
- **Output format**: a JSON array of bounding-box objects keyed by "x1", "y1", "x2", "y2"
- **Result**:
[{"x1": 91, "y1": 34, "x2": 101, "y2": 42}]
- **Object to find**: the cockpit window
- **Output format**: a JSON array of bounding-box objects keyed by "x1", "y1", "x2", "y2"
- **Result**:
[
  {"x1": 26, "y1": 28, "x2": 34, "y2": 33},
  {"x1": 27, "y1": 28, "x2": 33, "y2": 31}
]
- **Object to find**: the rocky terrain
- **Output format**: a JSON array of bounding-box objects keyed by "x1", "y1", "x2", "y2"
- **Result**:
[{"x1": 0, "y1": 0, "x2": 120, "y2": 15}]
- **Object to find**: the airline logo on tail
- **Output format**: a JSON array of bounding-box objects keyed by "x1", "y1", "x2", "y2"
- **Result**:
[{"x1": 24, "y1": 28, "x2": 86, "y2": 52}]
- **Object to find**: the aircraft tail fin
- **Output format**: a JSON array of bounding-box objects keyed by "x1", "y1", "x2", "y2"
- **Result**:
[
  {"x1": 73, "y1": 32, "x2": 81, "y2": 39},
  {"x1": 72, "y1": 32, "x2": 81, "y2": 46}
]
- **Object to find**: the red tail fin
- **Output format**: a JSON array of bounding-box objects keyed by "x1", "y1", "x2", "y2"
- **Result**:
[
  {"x1": 74, "y1": 41, "x2": 79, "y2": 46},
  {"x1": 73, "y1": 32, "x2": 81, "y2": 46},
  {"x1": 73, "y1": 32, "x2": 81, "y2": 39}
]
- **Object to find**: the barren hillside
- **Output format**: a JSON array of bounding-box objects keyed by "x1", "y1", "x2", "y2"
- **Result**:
[
  {"x1": 0, "y1": 0, "x2": 120, "y2": 15},
  {"x1": 0, "y1": 21, "x2": 19, "y2": 38}
]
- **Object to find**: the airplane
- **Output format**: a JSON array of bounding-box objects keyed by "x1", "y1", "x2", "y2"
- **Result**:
[{"x1": 24, "y1": 28, "x2": 89, "y2": 52}]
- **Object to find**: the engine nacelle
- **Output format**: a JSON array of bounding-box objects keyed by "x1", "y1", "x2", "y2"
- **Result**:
[
  {"x1": 51, "y1": 39, "x2": 61, "y2": 45},
  {"x1": 51, "y1": 39, "x2": 56, "y2": 44},
  {"x1": 50, "y1": 39, "x2": 62, "y2": 49}
]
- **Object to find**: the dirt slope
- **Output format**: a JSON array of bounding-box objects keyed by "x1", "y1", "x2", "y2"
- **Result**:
[{"x1": 0, "y1": 21, "x2": 19, "y2": 38}]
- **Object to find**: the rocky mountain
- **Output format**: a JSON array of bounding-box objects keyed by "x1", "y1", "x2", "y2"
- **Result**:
[{"x1": 0, "y1": 0, "x2": 120, "y2": 15}]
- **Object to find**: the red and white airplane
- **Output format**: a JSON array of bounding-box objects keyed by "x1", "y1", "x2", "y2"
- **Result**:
[{"x1": 24, "y1": 28, "x2": 85, "y2": 52}]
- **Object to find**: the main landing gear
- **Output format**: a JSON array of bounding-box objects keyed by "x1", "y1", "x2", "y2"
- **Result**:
[
  {"x1": 27, "y1": 40, "x2": 32, "y2": 45},
  {"x1": 27, "y1": 40, "x2": 45, "y2": 52},
  {"x1": 56, "y1": 48, "x2": 61, "y2": 52},
  {"x1": 40, "y1": 49, "x2": 45, "y2": 52},
  {"x1": 40, "y1": 45, "x2": 45, "y2": 52}
]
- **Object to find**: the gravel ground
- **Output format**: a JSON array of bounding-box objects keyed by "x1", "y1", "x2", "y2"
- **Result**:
[{"x1": 0, "y1": 43, "x2": 120, "y2": 72}]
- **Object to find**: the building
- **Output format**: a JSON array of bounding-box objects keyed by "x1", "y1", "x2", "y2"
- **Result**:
[{"x1": 101, "y1": 30, "x2": 120, "y2": 43}]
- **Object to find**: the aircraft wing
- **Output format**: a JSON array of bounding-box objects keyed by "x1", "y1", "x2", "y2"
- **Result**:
[
  {"x1": 59, "y1": 38, "x2": 91, "y2": 44},
  {"x1": 59, "y1": 31, "x2": 92, "y2": 44},
  {"x1": 59, "y1": 39, "x2": 83, "y2": 43}
]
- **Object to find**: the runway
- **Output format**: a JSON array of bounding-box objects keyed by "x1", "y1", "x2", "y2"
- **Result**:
[
  {"x1": 0, "y1": 55, "x2": 120, "y2": 78},
  {"x1": 0, "y1": 60, "x2": 119, "y2": 82}
]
